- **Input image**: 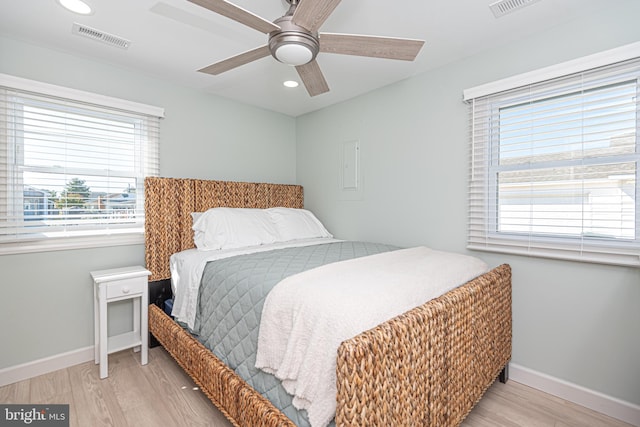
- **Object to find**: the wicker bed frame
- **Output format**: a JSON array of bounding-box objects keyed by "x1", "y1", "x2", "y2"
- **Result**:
[{"x1": 144, "y1": 176, "x2": 512, "y2": 426}]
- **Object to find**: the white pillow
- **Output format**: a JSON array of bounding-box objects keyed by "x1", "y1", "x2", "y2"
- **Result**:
[
  {"x1": 191, "y1": 212, "x2": 202, "y2": 224},
  {"x1": 191, "y1": 208, "x2": 279, "y2": 250},
  {"x1": 267, "y1": 207, "x2": 332, "y2": 242}
]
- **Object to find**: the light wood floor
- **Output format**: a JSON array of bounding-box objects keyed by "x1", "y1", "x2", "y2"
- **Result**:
[{"x1": 0, "y1": 346, "x2": 633, "y2": 427}]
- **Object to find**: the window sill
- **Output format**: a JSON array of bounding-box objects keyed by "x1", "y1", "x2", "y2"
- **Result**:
[
  {"x1": 467, "y1": 242, "x2": 640, "y2": 268},
  {"x1": 0, "y1": 233, "x2": 144, "y2": 255}
]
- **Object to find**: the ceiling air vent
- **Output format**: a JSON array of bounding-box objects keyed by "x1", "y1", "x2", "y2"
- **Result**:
[
  {"x1": 72, "y1": 23, "x2": 131, "y2": 49},
  {"x1": 489, "y1": 0, "x2": 542, "y2": 18}
]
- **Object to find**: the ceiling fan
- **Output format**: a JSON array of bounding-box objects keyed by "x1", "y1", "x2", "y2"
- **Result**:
[{"x1": 189, "y1": 0, "x2": 425, "y2": 96}]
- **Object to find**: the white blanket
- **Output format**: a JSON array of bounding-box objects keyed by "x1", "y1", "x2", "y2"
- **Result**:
[{"x1": 255, "y1": 246, "x2": 488, "y2": 427}]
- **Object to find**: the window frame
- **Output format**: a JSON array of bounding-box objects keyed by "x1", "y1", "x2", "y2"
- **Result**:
[
  {"x1": 0, "y1": 74, "x2": 163, "y2": 255},
  {"x1": 465, "y1": 44, "x2": 640, "y2": 267}
]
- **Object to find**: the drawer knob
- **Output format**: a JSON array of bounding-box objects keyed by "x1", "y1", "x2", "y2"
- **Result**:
[{"x1": 121, "y1": 287, "x2": 130, "y2": 294}]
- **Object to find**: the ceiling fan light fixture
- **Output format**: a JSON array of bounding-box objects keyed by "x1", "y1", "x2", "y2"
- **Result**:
[
  {"x1": 274, "y1": 43, "x2": 313, "y2": 66},
  {"x1": 268, "y1": 14, "x2": 319, "y2": 66}
]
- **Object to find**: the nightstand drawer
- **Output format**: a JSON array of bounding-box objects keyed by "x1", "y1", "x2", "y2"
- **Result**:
[{"x1": 105, "y1": 277, "x2": 145, "y2": 299}]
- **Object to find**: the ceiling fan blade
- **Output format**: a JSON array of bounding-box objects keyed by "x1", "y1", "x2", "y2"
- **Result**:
[
  {"x1": 292, "y1": 0, "x2": 341, "y2": 32},
  {"x1": 198, "y1": 45, "x2": 271, "y2": 75},
  {"x1": 187, "y1": 0, "x2": 280, "y2": 33},
  {"x1": 320, "y1": 33, "x2": 425, "y2": 61},
  {"x1": 296, "y1": 60, "x2": 329, "y2": 97}
]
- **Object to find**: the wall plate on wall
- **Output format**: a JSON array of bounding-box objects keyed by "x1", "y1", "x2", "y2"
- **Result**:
[
  {"x1": 339, "y1": 140, "x2": 363, "y2": 201},
  {"x1": 341, "y1": 140, "x2": 359, "y2": 191}
]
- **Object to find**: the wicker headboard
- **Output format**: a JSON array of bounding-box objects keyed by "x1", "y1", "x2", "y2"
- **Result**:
[{"x1": 144, "y1": 177, "x2": 304, "y2": 281}]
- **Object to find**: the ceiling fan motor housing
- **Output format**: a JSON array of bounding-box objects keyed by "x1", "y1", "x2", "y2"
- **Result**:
[{"x1": 268, "y1": 15, "x2": 319, "y2": 66}]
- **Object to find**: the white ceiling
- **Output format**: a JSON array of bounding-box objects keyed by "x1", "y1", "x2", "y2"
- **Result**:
[{"x1": 0, "y1": 0, "x2": 615, "y2": 117}]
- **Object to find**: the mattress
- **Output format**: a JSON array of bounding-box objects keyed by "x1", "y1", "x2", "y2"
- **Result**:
[{"x1": 190, "y1": 241, "x2": 399, "y2": 426}]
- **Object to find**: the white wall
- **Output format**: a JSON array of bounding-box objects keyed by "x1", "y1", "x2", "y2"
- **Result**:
[
  {"x1": 296, "y1": 0, "x2": 640, "y2": 408},
  {"x1": 0, "y1": 35, "x2": 296, "y2": 369}
]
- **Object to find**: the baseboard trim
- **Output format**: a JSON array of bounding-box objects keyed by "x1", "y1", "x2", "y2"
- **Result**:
[
  {"x1": 0, "y1": 346, "x2": 94, "y2": 387},
  {"x1": 510, "y1": 363, "x2": 640, "y2": 426}
]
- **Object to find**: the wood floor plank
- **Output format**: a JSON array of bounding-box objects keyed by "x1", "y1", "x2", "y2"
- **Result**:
[
  {"x1": 108, "y1": 357, "x2": 180, "y2": 425},
  {"x1": 139, "y1": 346, "x2": 229, "y2": 426},
  {"x1": 0, "y1": 379, "x2": 29, "y2": 403},
  {"x1": 0, "y1": 347, "x2": 634, "y2": 427},
  {"x1": 68, "y1": 356, "x2": 128, "y2": 427},
  {"x1": 28, "y1": 368, "x2": 71, "y2": 402},
  {"x1": 25, "y1": 369, "x2": 78, "y2": 427},
  {"x1": 464, "y1": 383, "x2": 556, "y2": 427},
  {"x1": 462, "y1": 381, "x2": 634, "y2": 427}
]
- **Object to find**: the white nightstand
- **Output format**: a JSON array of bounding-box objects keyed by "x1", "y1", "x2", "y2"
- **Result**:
[{"x1": 91, "y1": 266, "x2": 151, "y2": 379}]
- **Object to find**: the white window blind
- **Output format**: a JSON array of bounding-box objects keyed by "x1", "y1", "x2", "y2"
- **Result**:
[
  {"x1": 0, "y1": 75, "x2": 162, "y2": 254},
  {"x1": 466, "y1": 56, "x2": 640, "y2": 267}
]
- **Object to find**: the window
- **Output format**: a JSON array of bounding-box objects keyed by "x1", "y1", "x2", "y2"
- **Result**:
[
  {"x1": 0, "y1": 74, "x2": 162, "y2": 254},
  {"x1": 465, "y1": 46, "x2": 640, "y2": 267}
]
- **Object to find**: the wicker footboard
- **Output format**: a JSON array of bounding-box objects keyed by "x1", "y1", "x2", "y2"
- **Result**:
[
  {"x1": 335, "y1": 263, "x2": 512, "y2": 426},
  {"x1": 148, "y1": 263, "x2": 511, "y2": 427}
]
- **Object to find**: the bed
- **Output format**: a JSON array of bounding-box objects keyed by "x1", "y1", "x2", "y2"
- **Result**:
[{"x1": 144, "y1": 176, "x2": 512, "y2": 426}]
